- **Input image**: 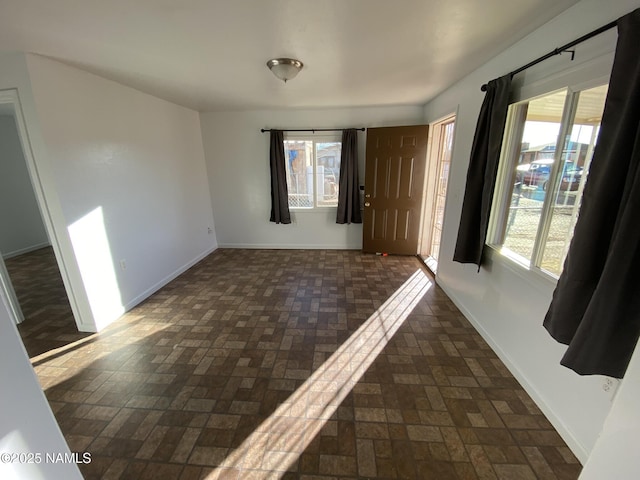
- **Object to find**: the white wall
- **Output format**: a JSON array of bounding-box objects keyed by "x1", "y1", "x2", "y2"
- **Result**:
[
  {"x1": 580, "y1": 343, "x2": 640, "y2": 479},
  {"x1": 422, "y1": 0, "x2": 640, "y2": 464},
  {"x1": 0, "y1": 115, "x2": 49, "y2": 258},
  {"x1": 200, "y1": 106, "x2": 423, "y2": 249},
  {"x1": 0, "y1": 291, "x2": 82, "y2": 480},
  {"x1": 20, "y1": 54, "x2": 217, "y2": 330}
]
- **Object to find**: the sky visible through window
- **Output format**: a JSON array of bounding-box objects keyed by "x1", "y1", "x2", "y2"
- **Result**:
[{"x1": 523, "y1": 121, "x2": 597, "y2": 148}]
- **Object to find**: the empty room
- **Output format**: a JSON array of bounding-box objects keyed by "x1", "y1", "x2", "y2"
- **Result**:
[{"x1": 1, "y1": 0, "x2": 639, "y2": 479}]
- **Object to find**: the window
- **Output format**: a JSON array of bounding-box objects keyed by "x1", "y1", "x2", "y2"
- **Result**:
[
  {"x1": 488, "y1": 83, "x2": 608, "y2": 278},
  {"x1": 420, "y1": 114, "x2": 456, "y2": 273},
  {"x1": 284, "y1": 136, "x2": 341, "y2": 208}
]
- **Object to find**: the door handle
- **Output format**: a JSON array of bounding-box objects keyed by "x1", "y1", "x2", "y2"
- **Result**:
[{"x1": 364, "y1": 202, "x2": 371, "y2": 207}]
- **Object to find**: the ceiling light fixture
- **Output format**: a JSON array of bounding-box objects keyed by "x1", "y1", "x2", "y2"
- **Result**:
[{"x1": 267, "y1": 58, "x2": 303, "y2": 83}]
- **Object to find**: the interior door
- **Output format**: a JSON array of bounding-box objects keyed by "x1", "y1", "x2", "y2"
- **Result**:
[{"x1": 363, "y1": 125, "x2": 429, "y2": 255}]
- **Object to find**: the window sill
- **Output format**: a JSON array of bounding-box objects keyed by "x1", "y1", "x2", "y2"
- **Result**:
[
  {"x1": 290, "y1": 207, "x2": 338, "y2": 214},
  {"x1": 484, "y1": 245, "x2": 558, "y2": 294}
]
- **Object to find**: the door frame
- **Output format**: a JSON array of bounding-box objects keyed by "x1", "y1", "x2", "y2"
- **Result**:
[
  {"x1": 0, "y1": 89, "x2": 83, "y2": 329},
  {"x1": 0, "y1": 253, "x2": 24, "y2": 323},
  {"x1": 418, "y1": 112, "x2": 457, "y2": 269}
]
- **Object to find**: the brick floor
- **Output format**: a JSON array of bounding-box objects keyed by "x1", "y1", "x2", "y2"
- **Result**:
[{"x1": 10, "y1": 247, "x2": 582, "y2": 479}]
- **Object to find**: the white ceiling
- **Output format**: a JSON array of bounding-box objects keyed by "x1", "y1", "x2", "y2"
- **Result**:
[{"x1": 0, "y1": 0, "x2": 581, "y2": 112}]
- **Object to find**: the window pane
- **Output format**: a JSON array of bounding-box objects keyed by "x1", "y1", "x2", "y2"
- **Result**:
[
  {"x1": 285, "y1": 140, "x2": 313, "y2": 208},
  {"x1": 540, "y1": 84, "x2": 608, "y2": 275},
  {"x1": 429, "y1": 120, "x2": 455, "y2": 262},
  {"x1": 315, "y1": 142, "x2": 341, "y2": 207},
  {"x1": 503, "y1": 90, "x2": 567, "y2": 264}
]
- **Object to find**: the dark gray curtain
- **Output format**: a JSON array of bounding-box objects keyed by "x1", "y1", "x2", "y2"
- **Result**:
[
  {"x1": 453, "y1": 75, "x2": 512, "y2": 267},
  {"x1": 544, "y1": 8, "x2": 640, "y2": 378},
  {"x1": 336, "y1": 129, "x2": 362, "y2": 224},
  {"x1": 269, "y1": 130, "x2": 291, "y2": 224}
]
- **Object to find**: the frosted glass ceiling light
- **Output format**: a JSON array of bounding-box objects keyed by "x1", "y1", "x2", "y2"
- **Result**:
[{"x1": 267, "y1": 58, "x2": 303, "y2": 83}]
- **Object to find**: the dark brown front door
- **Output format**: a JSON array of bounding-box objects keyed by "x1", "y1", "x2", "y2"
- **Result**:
[{"x1": 363, "y1": 125, "x2": 429, "y2": 255}]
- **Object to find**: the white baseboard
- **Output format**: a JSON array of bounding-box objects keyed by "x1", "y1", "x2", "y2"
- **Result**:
[
  {"x1": 437, "y1": 280, "x2": 588, "y2": 464},
  {"x1": 217, "y1": 243, "x2": 362, "y2": 250},
  {"x1": 2, "y1": 242, "x2": 50, "y2": 259},
  {"x1": 122, "y1": 246, "x2": 218, "y2": 312}
]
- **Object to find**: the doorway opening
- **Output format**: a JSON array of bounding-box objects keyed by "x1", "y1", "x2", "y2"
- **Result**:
[
  {"x1": 0, "y1": 94, "x2": 86, "y2": 358},
  {"x1": 419, "y1": 114, "x2": 456, "y2": 273}
]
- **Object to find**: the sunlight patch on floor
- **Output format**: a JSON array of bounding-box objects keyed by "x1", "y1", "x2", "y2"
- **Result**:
[
  {"x1": 30, "y1": 322, "x2": 169, "y2": 390},
  {"x1": 209, "y1": 269, "x2": 432, "y2": 478}
]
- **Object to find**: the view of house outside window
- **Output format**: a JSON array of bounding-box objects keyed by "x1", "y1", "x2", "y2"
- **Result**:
[
  {"x1": 489, "y1": 84, "x2": 608, "y2": 277},
  {"x1": 284, "y1": 139, "x2": 341, "y2": 209}
]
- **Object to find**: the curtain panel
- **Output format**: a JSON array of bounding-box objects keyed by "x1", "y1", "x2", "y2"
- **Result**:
[
  {"x1": 336, "y1": 129, "x2": 362, "y2": 224},
  {"x1": 544, "y1": 8, "x2": 640, "y2": 378},
  {"x1": 269, "y1": 130, "x2": 291, "y2": 224},
  {"x1": 453, "y1": 75, "x2": 512, "y2": 267}
]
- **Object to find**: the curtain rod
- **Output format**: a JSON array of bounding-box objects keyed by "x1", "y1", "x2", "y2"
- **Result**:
[
  {"x1": 261, "y1": 128, "x2": 365, "y2": 133},
  {"x1": 480, "y1": 19, "x2": 618, "y2": 91}
]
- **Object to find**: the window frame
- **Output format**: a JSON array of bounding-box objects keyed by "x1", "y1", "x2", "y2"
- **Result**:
[
  {"x1": 284, "y1": 133, "x2": 342, "y2": 211},
  {"x1": 487, "y1": 78, "x2": 608, "y2": 283}
]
